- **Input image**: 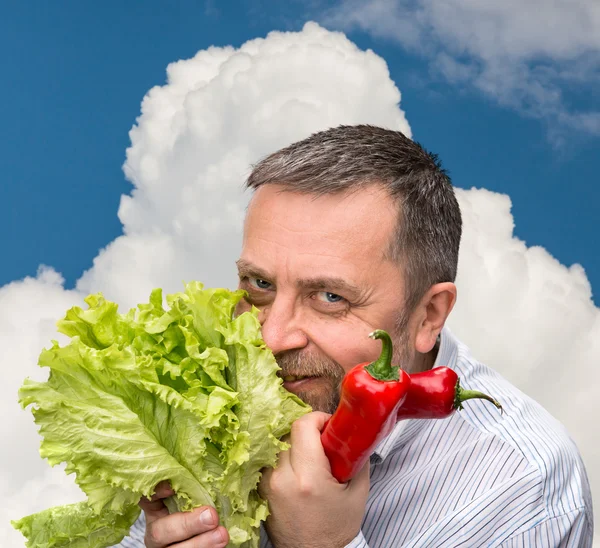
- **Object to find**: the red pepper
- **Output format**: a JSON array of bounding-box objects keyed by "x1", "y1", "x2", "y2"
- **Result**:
[
  {"x1": 396, "y1": 366, "x2": 502, "y2": 420},
  {"x1": 321, "y1": 332, "x2": 503, "y2": 483},
  {"x1": 321, "y1": 329, "x2": 411, "y2": 484}
]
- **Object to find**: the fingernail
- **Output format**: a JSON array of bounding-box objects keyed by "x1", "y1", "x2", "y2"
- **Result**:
[{"x1": 200, "y1": 509, "x2": 215, "y2": 526}]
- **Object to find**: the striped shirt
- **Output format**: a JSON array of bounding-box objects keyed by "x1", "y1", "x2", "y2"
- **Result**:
[{"x1": 117, "y1": 327, "x2": 593, "y2": 547}]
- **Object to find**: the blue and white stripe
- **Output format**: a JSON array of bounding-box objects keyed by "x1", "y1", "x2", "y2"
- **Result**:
[{"x1": 119, "y1": 327, "x2": 593, "y2": 547}]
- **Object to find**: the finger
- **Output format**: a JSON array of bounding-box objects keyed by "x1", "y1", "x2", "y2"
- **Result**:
[
  {"x1": 275, "y1": 436, "x2": 291, "y2": 469},
  {"x1": 139, "y1": 497, "x2": 170, "y2": 523},
  {"x1": 348, "y1": 458, "x2": 370, "y2": 497},
  {"x1": 145, "y1": 506, "x2": 220, "y2": 548},
  {"x1": 150, "y1": 480, "x2": 175, "y2": 501},
  {"x1": 257, "y1": 466, "x2": 271, "y2": 499},
  {"x1": 139, "y1": 481, "x2": 175, "y2": 524},
  {"x1": 258, "y1": 442, "x2": 292, "y2": 501},
  {"x1": 174, "y1": 526, "x2": 229, "y2": 548},
  {"x1": 288, "y1": 411, "x2": 332, "y2": 473}
]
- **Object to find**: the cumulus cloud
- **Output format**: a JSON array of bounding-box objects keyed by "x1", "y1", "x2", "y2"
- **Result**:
[
  {"x1": 0, "y1": 21, "x2": 597, "y2": 545},
  {"x1": 0, "y1": 267, "x2": 86, "y2": 546},
  {"x1": 322, "y1": 0, "x2": 600, "y2": 140},
  {"x1": 0, "y1": 22, "x2": 409, "y2": 545},
  {"x1": 76, "y1": 21, "x2": 409, "y2": 308},
  {"x1": 450, "y1": 188, "x2": 599, "y2": 466}
]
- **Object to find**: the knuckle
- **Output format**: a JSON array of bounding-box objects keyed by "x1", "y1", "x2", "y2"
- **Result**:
[
  {"x1": 267, "y1": 471, "x2": 287, "y2": 496},
  {"x1": 184, "y1": 507, "x2": 219, "y2": 537},
  {"x1": 297, "y1": 476, "x2": 317, "y2": 497},
  {"x1": 180, "y1": 513, "x2": 196, "y2": 537},
  {"x1": 187, "y1": 527, "x2": 226, "y2": 548},
  {"x1": 290, "y1": 419, "x2": 304, "y2": 438},
  {"x1": 145, "y1": 522, "x2": 164, "y2": 546},
  {"x1": 314, "y1": 410, "x2": 331, "y2": 422},
  {"x1": 201, "y1": 528, "x2": 228, "y2": 547},
  {"x1": 146, "y1": 513, "x2": 189, "y2": 546},
  {"x1": 165, "y1": 516, "x2": 183, "y2": 538}
]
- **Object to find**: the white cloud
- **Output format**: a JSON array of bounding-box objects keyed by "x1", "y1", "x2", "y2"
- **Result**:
[
  {"x1": 0, "y1": 267, "x2": 82, "y2": 485},
  {"x1": 322, "y1": 0, "x2": 600, "y2": 138},
  {"x1": 450, "y1": 188, "x2": 599, "y2": 460},
  {"x1": 0, "y1": 268, "x2": 86, "y2": 546},
  {"x1": 76, "y1": 21, "x2": 409, "y2": 308},
  {"x1": 0, "y1": 21, "x2": 597, "y2": 544}
]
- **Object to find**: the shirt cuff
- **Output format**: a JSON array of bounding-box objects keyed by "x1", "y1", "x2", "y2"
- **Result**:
[{"x1": 344, "y1": 530, "x2": 369, "y2": 548}]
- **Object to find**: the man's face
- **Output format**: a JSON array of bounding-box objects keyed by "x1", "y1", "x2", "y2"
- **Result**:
[{"x1": 235, "y1": 184, "x2": 413, "y2": 413}]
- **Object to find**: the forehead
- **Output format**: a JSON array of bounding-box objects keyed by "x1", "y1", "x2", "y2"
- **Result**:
[{"x1": 242, "y1": 184, "x2": 399, "y2": 277}]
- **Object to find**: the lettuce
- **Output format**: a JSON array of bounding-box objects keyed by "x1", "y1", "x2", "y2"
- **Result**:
[{"x1": 13, "y1": 282, "x2": 310, "y2": 547}]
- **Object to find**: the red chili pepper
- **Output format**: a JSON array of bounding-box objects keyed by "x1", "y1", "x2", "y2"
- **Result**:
[
  {"x1": 396, "y1": 366, "x2": 503, "y2": 420},
  {"x1": 321, "y1": 329, "x2": 411, "y2": 484}
]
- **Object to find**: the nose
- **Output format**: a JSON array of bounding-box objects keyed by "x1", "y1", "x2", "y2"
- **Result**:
[{"x1": 258, "y1": 295, "x2": 309, "y2": 356}]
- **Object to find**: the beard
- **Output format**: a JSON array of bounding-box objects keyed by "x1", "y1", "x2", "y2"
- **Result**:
[
  {"x1": 276, "y1": 349, "x2": 345, "y2": 414},
  {"x1": 275, "y1": 320, "x2": 413, "y2": 414}
]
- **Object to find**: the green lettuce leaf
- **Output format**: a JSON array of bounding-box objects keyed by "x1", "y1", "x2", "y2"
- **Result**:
[{"x1": 13, "y1": 282, "x2": 310, "y2": 547}]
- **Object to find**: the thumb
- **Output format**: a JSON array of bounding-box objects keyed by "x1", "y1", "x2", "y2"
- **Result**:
[{"x1": 348, "y1": 458, "x2": 370, "y2": 498}]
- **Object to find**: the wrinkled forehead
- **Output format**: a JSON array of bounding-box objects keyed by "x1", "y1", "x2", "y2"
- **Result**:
[
  {"x1": 242, "y1": 184, "x2": 399, "y2": 269},
  {"x1": 245, "y1": 184, "x2": 397, "y2": 235}
]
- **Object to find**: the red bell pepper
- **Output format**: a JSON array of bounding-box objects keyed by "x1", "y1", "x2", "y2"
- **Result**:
[
  {"x1": 396, "y1": 366, "x2": 502, "y2": 420},
  {"x1": 320, "y1": 329, "x2": 411, "y2": 484}
]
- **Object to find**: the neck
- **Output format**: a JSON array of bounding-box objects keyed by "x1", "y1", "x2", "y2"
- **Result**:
[{"x1": 409, "y1": 342, "x2": 439, "y2": 374}]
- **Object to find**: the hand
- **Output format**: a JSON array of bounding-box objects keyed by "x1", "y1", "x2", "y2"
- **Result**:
[
  {"x1": 259, "y1": 412, "x2": 370, "y2": 548},
  {"x1": 139, "y1": 481, "x2": 229, "y2": 548}
]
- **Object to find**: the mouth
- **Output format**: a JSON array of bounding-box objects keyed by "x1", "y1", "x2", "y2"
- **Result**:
[
  {"x1": 279, "y1": 374, "x2": 319, "y2": 392},
  {"x1": 281, "y1": 374, "x2": 311, "y2": 382}
]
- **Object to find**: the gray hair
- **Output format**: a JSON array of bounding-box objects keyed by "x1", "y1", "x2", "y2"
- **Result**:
[{"x1": 245, "y1": 125, "x2": 462, "y2": 313}]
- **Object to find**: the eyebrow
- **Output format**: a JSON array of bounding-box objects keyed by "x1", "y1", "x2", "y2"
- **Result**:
[
  {"x1": 236, "y1": 259, "x2": 363, "y2": 300},
  {"x1": 296, "y1": 276, "x2": 363, "y2": 300},
  {"x1": 236, "y1": 259, "x2": 271, "y2": 282}
]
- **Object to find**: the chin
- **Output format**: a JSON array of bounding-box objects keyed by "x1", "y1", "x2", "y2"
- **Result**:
[{"x1": 294, "y1": 387, "x2": 340, "y2": 415}]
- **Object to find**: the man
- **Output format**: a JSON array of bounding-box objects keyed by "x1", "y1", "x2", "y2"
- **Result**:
[{"x1": 118, "y1": 125, "x2": 593, "y2": 547}]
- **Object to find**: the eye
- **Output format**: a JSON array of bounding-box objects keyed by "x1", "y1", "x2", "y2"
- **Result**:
[
  {"x1": 316, "y1": 291, "x2": 345, "y2": 304},
  {"x1": 248, "y1": 277, "x2": 272, "y2": 290}
]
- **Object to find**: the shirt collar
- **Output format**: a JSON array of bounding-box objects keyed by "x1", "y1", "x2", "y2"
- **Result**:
[{"x1": 370, "y1": 325, "x2": 460, "y2": 464}]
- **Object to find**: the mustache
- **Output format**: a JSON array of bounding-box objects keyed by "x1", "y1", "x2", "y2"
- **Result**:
[{"x1": 275, "y1": 350, "x2": 345, "y2": 379}]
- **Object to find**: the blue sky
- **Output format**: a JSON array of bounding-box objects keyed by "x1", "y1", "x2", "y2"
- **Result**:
[
  {"x1": 2, "y1": 5, "x2": 600, "y2": 539},
  {"x1": 1, "y1": 1, "x2": 598, "y2": 304}
]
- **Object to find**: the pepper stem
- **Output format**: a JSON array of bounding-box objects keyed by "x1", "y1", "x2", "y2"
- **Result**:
[
  {"x1": 364, "y1": 330, "x2": 399, "y2": 382},
  {"x1": 455, "y1": 380, "x2": 503, "y2": 413}
]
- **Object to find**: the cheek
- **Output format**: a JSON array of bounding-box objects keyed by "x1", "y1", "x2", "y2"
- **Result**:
[
  {"x1": 234, "y1": 298, "x2": 251, "y2": 318},
  {"x1": 310, "y1": 325, "x2": 382, "y2": 374}
]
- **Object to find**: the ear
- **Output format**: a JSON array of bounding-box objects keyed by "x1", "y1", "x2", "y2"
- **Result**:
[{"x1": 414, "y1": 282, "x2": 457, "y2": 354}]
